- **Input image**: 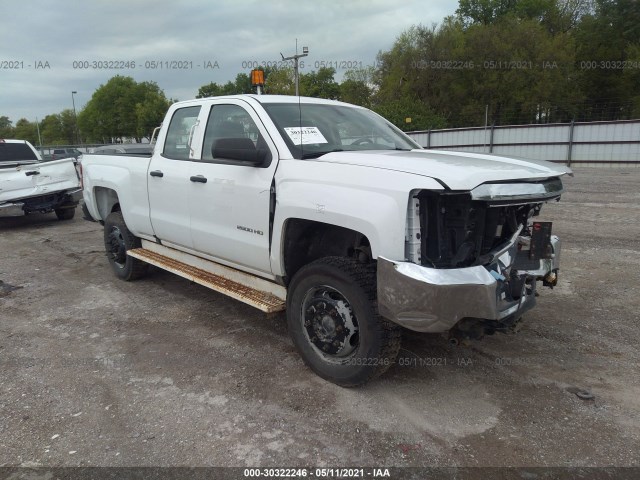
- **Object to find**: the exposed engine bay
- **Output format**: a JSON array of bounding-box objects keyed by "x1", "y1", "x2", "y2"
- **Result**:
[
  {"x1": 417, "y1": 190, "x2": 542, "y2": 269},
  {"x1": 398, "y1": 177, "x2": 564, "y2": 339}
]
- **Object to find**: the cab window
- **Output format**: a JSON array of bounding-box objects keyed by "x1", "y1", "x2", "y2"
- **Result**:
[
  {"x1": 201, "y1": 104, "x2": 264, "y2": 162},
  {"x1": 163, "y1": 106, "x2": 201, "y2": 160}
]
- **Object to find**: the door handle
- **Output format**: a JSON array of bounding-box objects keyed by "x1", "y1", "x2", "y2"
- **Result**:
[
  {"x1": 149, "y1": 170, "x2": 164, "y2": 177},
  {"x1": 190, "y1": 175, "x2": 207, "y2": 183},
  {"x1": 25, "y1": 170, "x2": 40, "y2": 176}
]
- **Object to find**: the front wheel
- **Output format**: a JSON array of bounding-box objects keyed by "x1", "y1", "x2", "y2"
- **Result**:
[
  {"x1": 287, "y1": 256, "x2": 401, "y2": 387},
  {"x1": 103, "y1": 211, "x2": 148, "y2": 281}
]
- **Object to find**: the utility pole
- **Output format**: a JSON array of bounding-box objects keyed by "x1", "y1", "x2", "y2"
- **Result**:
[
  {"x1": 281, "y1": 40, "x2": 309, "y2": 96},
  {"x1": 35, "y1": 117, "x2": 43, "y2": 147},
  {"x1": 71, "y1": 91, "x2": 79, "y2": 145},
  {"x1": 483, "y1": 104, "x2": 489, "y2": 152}
]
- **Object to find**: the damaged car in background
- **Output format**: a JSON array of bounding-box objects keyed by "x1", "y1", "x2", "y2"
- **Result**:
[{"x1": 0, "y1": 139, "x2": 81, "y2": 220}]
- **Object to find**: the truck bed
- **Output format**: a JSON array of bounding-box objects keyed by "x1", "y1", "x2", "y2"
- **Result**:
[{"x1": 80, "y1": 153, "x2": 153, "y2": 229}]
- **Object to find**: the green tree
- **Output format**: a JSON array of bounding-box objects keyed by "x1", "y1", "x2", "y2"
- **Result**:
[
  {"x1": 196, "y1": 81, "x2": 228, "y2": 97},
  {"x1": 232, "y1": 73, "x2": 253, "y2": 94},
  {"x1": 196, "y1": 67, "x2": 369, "y2": 103},
  {"x1": 78, "y1": 76, "x2": 136, "y2": 142},
  {"x1": 623, "y1": 44, "x2": 640, "y2": 117},
  {"x1": 339, "y1": 79, "x2": 373, "y2": 107},
  {"x1": 461, "y1": 16, "x2": 579, "y2": 124},
  {"x1": 264, "y1": 66, "x2": 296, "y2": 95},
  {"x1": 0, "y1": 116, "x2": 14, "y2": 138},
  {"x1": 134, "y1": 82, "x2": 171, "y2": 140},
  {"x1": 299, "y1": 67, "x2": 340, "y2": 99},
  {"x1": 373, "y1": 11, "x2": 580, "y2": 127},
  {"x1": 373, "y1": 25, "x2": 429, "y2": 103},
  {"x1": 373, "y1": 98, "x2": 446, "y2": 131},
  {"x1": 339, "y1": 67, "x2": 375, "y2": 107},
  {"x1": 79, "y1": 76, "x2": 169, "y2": 143},
  {"x1": 40, "y1": 114, "x2": 66, "y2": 144},
  {"x1": 344, "y1": 66, "x2": 376, "y2": 85},
  {"x1": 456, "y1": 0, "x2": 518, "y2": 25},
  {"x1": 59, "y1": 109, "x2": 77, "y2": 144},
  {"x1": 196, "y1": 73, "x2": 254, "y2": 98},
  {"x1": 457, "y1": 0, "x2": 594, "y2": 33},
  {"x1": 14, "y1": 119, "x2": 38, "y2": 144},
  {"x1": 573, "y1": 0, "x2": 640, "y2": 120},
  {"x1": 373, "y1": 23, "x2": 461, "y2": 126}
]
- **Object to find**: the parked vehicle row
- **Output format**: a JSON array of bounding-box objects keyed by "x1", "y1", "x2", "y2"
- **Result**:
[
  {"x1": 89, "y1": 144, "x2": 153, "y2": 155},
  {"x1": 36, "y1": 145, "x2": 153, "y2": 161}
]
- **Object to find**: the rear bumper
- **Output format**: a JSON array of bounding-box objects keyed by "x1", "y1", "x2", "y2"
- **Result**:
[
  {"x1": 0, "y1": 188, "x2": 82, "y2": 217},
  {"x1": 61, "y1": 188, "x2": 83, "y2": 205},
  {"x1": 0, "y1": 202, "x2": 26, "y2": 217},
  {"x1": 377, "y1": 236, "x2": 560, "y2": 333}
]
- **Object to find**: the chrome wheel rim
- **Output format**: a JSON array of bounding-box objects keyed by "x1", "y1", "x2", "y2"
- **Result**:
[
  {"x1": 301, "y1": 285, "x2": 359, "y2": 362},
  {"x1": 107, "y1": 226, "x2": 126, "y2": 268}
]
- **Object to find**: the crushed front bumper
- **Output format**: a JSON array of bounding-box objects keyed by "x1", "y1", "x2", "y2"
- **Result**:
[{"x1": 377, "y1": 236, "x2": 561, "y2": 333}]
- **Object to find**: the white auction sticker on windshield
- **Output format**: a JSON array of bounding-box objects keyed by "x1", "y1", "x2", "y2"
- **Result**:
[{"x1": 283, "y1": 126, "x2": 328, "y2": 145}]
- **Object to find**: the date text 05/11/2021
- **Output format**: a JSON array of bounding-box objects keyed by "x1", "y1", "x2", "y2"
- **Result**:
[{"x1": 243, "y1": 467, "x2": 392, "y2": 477}]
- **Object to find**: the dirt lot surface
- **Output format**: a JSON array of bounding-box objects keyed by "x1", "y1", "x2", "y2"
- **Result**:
[{"x1": 1, "y1": 168, "x2": 639, "y2": 474}]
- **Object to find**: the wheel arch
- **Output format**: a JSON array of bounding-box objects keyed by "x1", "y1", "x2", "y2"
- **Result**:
[
  {"x1": 93, "y1": 186, "x2": 121, "y2": 222},
  {"x1": 280, "y1": 218, "x2": 373, "y2": 285}
]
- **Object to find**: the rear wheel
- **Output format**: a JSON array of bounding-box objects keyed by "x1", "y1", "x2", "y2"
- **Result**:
[
  {"x1": 55, "y1": 206, "x2": 76, "y2": 220},
  {"x1": 81, "y1": 202, "x2": 93, "y2": 221},
  {"x1": 103, "y1": 211, "x2": 148, "y2": 281},
  {"x1": 287, "y1": 256, "x2": 401, "y2": 387}
]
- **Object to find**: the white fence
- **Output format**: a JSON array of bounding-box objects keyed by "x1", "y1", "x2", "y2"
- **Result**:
[{"x1": 406, "y1": 119, "x2": 640, "y2": 166}]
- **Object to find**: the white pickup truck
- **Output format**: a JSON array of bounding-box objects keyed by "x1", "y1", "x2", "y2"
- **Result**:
[
  {"x1": 82, "y1": 95, "x2": 571, "y2": 386},
  {"x1": 0, "y1": 139, "x2": 82, "y2": 219}
]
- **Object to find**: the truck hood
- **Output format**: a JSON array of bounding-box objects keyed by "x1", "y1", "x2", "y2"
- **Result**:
[{"x1": 313, "y1": 149, "x2": 572, "y2": 190}]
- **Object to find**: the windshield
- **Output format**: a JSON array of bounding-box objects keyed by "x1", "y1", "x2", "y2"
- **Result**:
[{"x1": 262, "y1": 103, "x2": 421, "y2": 159}]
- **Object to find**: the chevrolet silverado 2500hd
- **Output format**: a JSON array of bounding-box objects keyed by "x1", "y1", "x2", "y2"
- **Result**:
[
  {"x1": 82, "y1": 95, "x2": 571, "y2": 386},
  {"x1": 0, "y1": 139, "x2": 81, "y2": 219}
]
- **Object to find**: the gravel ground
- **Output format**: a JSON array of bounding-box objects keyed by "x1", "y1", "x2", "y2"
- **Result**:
[{"x1": 0, "y1": 167, "x2": 639, "y2": 473}]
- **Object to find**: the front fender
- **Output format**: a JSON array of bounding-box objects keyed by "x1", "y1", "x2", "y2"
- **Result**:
[{"x1": 270, "y1": 160, "x2": 443, "y2": 276}]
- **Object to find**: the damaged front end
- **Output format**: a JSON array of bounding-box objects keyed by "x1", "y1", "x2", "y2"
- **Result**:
[{"x1": 378, "y1": 177, "x2": 564, "y2": 339}]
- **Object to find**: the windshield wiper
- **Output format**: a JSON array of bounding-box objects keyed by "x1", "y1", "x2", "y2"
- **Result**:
[
  {"x1": 300, "y1": 149, "x2": 343, "y2": 159},
  {"x1": 300, "y1": 147, "x2": 411, "y2": 159}
]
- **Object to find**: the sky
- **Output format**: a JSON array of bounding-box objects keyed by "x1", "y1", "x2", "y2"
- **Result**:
[{"x1": 0, "y1": 0, "x2": 458, "y2": 124}]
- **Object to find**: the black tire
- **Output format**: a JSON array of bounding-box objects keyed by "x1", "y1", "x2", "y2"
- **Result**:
[
  {"x1": 287, "y1": 256, "x2": 402, "y2": 387},
  {"x1": 81, "y1": 202, "x2": 94, "y2": 221},
  {"x1": 55, "y1": 206, "x2": 76, "y2": 220},
  {"x1": 103, "y1": 211, "x2": 148, "y2": 281}
]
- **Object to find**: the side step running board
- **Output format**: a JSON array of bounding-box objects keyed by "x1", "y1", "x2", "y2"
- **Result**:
[{"x1": 127, "y1": 246, "x2": 286, "y2": 313}]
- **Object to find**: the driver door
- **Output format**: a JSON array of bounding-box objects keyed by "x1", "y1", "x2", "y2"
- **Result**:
[{"x1": 188, "y1": 101, "x2": 279, "y2": 274}]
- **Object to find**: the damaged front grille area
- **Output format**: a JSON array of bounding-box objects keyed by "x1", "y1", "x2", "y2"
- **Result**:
[
  {"x1": 416, "y1": 190, "x2": 539, "y2": 268},
  {"x1": 388, "y1": 178, "x2": 564, "y2": 335},
  {"x1": 411, "y1": 177, "x2": 563, "y2": 269}
]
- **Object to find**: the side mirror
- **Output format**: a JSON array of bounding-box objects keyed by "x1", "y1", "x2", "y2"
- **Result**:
[{"x1": 212, "y1": 138, "x2": 271, "y2": 167}]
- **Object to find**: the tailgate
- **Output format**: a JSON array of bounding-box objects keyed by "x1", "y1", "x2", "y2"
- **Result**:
[{"x1": 0, "y1": 158, "x2": 80, "y2": 203}]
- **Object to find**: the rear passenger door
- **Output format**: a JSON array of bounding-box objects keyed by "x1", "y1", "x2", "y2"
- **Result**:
[{"x1": 148, "y1": 104, "x2": 201, "y2": 249}]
